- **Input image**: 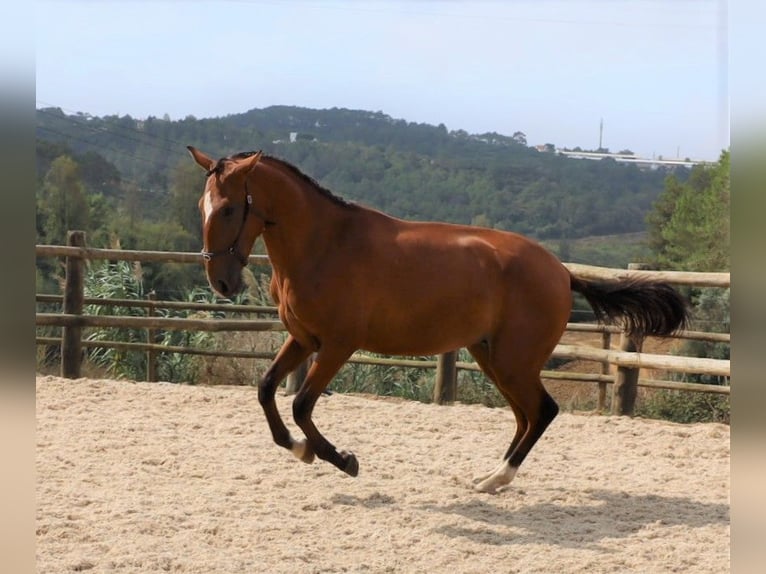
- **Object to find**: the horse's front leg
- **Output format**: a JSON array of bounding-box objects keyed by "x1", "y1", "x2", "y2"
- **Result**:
[
  {"x1": 292, "y1": 346, "x2": 359, "y2": 476},
  {"x1": 257, "y1": 335, "x2": 315, "y2": 463}
]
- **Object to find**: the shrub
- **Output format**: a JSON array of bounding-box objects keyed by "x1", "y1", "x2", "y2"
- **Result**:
[
  {"x1": 636, "y1": 287, "x2": 729, "y2": 424},
  {"x1": 637, "y1": 390, "x2": 729, "y2": 424}
]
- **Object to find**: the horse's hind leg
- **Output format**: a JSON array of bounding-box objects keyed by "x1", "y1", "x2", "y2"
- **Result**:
[
  {"x1": 470, "y1": 335, "x2": 560, "y2": 494},
  {"x1": 467, "y1": 342, "x2": 528, "y2": 484},
  {"x1": 475, "y1": 379, "x2": 558, "y2": 494},
  {"x1": 257, "y1": 335, "x2": 315, "y2": 463}
]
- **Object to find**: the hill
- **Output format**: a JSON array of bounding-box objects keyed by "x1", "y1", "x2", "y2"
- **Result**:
[{"x1": 36, "y1": 105, "x2": 683, "y2": 241}]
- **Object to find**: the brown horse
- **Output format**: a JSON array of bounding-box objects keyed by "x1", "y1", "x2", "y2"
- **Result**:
[{"x1": 187, "y1": 146, "x2": 689, "y2": 494}]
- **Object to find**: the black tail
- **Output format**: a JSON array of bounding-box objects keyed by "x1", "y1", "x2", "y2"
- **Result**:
[{"x1": 570, "y1": 275, "x2": 690, "y2": 340}]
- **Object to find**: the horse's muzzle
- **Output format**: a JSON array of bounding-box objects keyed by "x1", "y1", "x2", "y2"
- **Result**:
[{"x1": 207, "y1": 262, "x2": 243, "y2": 298}]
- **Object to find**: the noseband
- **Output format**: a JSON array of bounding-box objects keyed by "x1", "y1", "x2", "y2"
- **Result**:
[{"x1": 201, "y1": 178, "x2": 275, "y2": 266}]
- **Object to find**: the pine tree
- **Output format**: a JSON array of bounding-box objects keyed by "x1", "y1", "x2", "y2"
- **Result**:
[
  {"x1": 37, "y1": 156, "x2": 89, "y2": 245},
  {"x1": 646, "y1": 151, "x2": 729, "y2": 271}
]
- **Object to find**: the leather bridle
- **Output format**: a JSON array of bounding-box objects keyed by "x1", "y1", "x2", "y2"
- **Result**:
[{"x1": 201, "y1": 178, "x2": 274, "y2": 266}]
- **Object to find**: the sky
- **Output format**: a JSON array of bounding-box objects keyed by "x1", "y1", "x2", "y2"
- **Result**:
[{"x1": 34, "y1": 1, "x2": 734, "y2": 161}]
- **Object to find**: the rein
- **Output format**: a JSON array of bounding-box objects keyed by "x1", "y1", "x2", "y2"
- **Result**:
[{"x1": 201, "y1": 179, "x2": 275, "y2": 266}]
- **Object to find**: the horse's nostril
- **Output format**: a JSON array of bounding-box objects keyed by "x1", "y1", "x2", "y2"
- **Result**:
[{"x1": 217, "y1": 280, "x2": 229, "y2": 295}]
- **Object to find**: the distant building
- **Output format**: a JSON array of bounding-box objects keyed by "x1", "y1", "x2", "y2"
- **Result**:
[{"x1": 554, "y1": 149, "x2": 712, "y2": 170}]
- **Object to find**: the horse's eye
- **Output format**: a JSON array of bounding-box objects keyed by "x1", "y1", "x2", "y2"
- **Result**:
[{"x1": 221, "y1": 206, "x2": 235, "y2": 218}]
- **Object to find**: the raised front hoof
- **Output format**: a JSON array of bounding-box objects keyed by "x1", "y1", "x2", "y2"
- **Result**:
[{"x1": 340, "y1": 451, "x2": 359, "y2": 477}]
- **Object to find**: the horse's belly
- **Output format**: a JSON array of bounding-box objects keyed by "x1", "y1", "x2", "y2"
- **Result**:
[{"x1": 362, "y1": 306, "x2": 491, "y2": 356}]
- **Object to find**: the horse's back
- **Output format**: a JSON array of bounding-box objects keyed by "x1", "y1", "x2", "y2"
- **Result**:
[
  {"x1": 382, "y1": 216, "x2": 569, "y2": 290},
  {"x1": 345, "y1": 213, "x2": 573, "y2": 354}
]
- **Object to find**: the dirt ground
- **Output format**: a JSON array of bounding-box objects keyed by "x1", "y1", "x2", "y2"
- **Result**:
[{"x1": 36, "y1": 375, "x2": 729, "y2": 573}]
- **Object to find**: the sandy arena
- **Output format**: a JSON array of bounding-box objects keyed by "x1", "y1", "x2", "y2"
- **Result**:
[{"x1": 36, "y1": 375, "x2": 729, "y2": 573}]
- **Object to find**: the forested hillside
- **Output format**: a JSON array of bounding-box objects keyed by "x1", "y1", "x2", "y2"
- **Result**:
[
  {"x1": 36, "y1": 105, "x2": 681, "y2": 234},
  {"x1": 36, "y1": 104, "x2": 690, "y2": 296}
]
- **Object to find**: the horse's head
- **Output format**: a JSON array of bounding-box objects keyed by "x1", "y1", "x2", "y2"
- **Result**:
[{"x1": 187, "y1": 146, "x2": 268, "y2": 297}]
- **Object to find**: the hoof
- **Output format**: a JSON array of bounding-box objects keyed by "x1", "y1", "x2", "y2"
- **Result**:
[
  {"x1": 472, "y1": 473, "x2": 491, "y2": 485},
  {"x1": 473, "y1": 480, "x2": 499, "y2": 495},
  {"x1": 341, "y1": 451, "x2": 359, "y2": 477},
  {"x1": 300, "y1": 450, "x2": 315, "y2": 464},
  {"x1": 472, "y1": 463, "x2": 517, "y2": 494}
]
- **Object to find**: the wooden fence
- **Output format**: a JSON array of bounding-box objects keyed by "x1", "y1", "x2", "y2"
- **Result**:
[{"x1": 36, "y1": 231, "x2": 730, "y2": 415}]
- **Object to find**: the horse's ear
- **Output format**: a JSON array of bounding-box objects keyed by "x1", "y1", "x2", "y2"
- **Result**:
[
  {"x1": 187, "y1": 146, "x2": 215, "y2": 172},
  {"x1": 242, "y1": 150, "x2": 263, "y2": 174}
]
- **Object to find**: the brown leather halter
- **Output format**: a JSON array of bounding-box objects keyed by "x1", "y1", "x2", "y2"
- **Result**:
[{"x1": 200, "y1": 179, "x2": 274, "y2": 266}]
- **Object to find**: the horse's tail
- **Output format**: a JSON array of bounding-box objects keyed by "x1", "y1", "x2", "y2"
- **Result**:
[{"x1": 570, "y1": 274, "x2": 690, "y2": 340}]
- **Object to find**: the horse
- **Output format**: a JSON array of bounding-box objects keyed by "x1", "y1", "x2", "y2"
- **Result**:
[{"x1": 187, "y1": 146, "x2": 689, "y2": 494}]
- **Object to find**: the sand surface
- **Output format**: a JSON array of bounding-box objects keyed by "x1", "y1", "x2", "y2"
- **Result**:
[{"x1": 36, "y1": 375, "x2": 729, "y2": 573}]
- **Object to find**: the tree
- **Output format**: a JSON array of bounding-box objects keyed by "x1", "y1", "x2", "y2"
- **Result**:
[
  {"x1": 646, "y1": 174, "x2": 686, "y2": 257},
  {"x1": 470, "y1": 213, "x2": 492, "y2": 228},
  {"x1": 169, "y1": 160, "x2": 205, "y2": 245},
  {"x1": 646, "y1": 150, "x2": 729, "y2": 271},
  {"x1": 37, "y1": 156, "x2": 89, "y2": 245},
  {"x1": 76, "y1": 151, "x2": 122, "y2": 198}
]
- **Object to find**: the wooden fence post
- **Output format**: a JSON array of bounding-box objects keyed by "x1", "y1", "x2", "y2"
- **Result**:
[
  {"x1": 433, "y1": 351, "x2": 458, "y2": 404},
  {"x1": 611, "y1": 333, "x2": 641, "y2": 415},
  {"x1": 598, "y1": 330, "x2": 611, "y2": 411},
  {"x1": 146, "y1": 291, "x2": 158, "y2": 382},
  {"x1": 61, "y1": 231, "x2": 86, "y2": 379},
  {"x1": 610, "y1": 263, "x2": 649, "y2": 415}
]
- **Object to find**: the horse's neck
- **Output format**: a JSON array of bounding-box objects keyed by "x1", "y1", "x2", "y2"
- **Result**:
[{"x1": 259, "y1": 163, "x2": 346, "y2": 276}]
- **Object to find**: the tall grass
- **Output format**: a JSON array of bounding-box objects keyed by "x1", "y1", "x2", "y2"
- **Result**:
[
  {"x1": 329, "y1": 349, "x2": 506, "y2": 407},
  {"x1": 332, "y1": 355, "x2": 435, "y2": 402},
  {"x1": 83, "y1": 260, "x2": 220, "y2": 382},
  {"x1": 84, "y1": 260, "x2": 149, "y2": 379}
]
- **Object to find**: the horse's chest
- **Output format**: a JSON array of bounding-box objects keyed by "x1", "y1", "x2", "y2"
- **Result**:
[{"x1": 274, "y1": 282, "x2": 322, "y2": 349}]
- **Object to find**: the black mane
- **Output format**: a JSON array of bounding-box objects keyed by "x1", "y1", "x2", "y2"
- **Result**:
[
  {"x1": 262, "y1": 154, "x2": 358, "y2": 210},
  {"x1": 223, "y1": 151, "x2": 357, "y2": 210}
]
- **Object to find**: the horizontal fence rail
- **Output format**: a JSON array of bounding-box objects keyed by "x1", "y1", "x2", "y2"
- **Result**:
[
  {"x1": 553, "y1": 344, "x2": 729, "y2": 377},
  {"x1": 36, "y1": 313, "x2": 285, "y2": 332},
  {"x1": 563, "y1": 263, "x2": 730, "y2": 288},
  {"x1": 36, "y1": 233, "x2": 731, "y2": 414},
  {"x1": 35, "y1": 244, "x2": 271, "y2": 266}
]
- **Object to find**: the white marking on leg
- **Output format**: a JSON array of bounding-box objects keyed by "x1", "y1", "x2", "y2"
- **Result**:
[
  {"x1": 473, "y1": 459, "x2": 507, "y2": 485},
  {"x1": 474, "y1": 461, "x2": 518, "y2": 494},
  {"x1": 291, "y1": 438, "x2": 313, "y2": 463}
]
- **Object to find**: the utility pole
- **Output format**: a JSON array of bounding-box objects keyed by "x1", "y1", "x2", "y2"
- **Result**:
[{"x1": 598, "y1": 118, "x2": 604, "y2": 151}]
